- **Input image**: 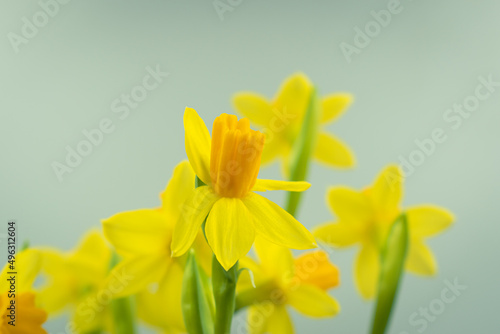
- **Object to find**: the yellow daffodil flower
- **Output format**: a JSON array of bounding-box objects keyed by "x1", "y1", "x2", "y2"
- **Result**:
[
  {"x1": 37, "y1": 230, "x2": 113, "y2": 333},
  {"x1": 171, "y1": 108, "x2": 317, "y2": 270},
  {"x1": 102, "y1": 161, "x2": 211, "y2": 333},
  {"x1": 237, "y1": 239, "x2": 340, "y2": 334},
  {"x1": 232, "y1": 73, "x2": 356, "y2": 172},
  {"x1": 0, "y1": 249, "x2": 47, "y2": 334},
  {"x1": 314, "y1": 165, "x2": 454, "y2": 299}
]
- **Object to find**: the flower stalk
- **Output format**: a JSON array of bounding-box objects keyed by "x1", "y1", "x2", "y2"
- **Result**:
[
  {"x1": 286, "y1": 87, "x2": 321, "y2": 216},
  {"x1": 370, "y1": 214, "x2": 409, "y2": 334},
  {"x1": 212, "y1": 256, "x2": 239, "y2": 334}
]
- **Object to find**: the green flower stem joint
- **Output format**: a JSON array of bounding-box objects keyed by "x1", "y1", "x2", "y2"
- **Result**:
[
  {"x1": 212, "y1": 256, "x2": 239, "y2": 334},
  {"x1": 286, "y1": 87, "x2": 320, "y2": 216}
]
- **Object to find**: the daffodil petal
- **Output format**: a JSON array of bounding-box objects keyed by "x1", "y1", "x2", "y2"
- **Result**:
[
  {"x1": 406, "y1": 239, "x2": 437, "y2": 276},
  {"x1": 407, "y1": 205, "x2": 454, "y2": 238},
  {"x1": 243, "y1": 193, "x2": 317, "y2": 250},
  {"x1": 171, "y1": 186, "x2": 219, "y2": 257},
  {"x1": 314, "y1": 222, "x2": 362, "y2": 247},
  {"x1": 102, "y1": 209, "x2": 170, "y2": 258},
  {"x1": 0, "y1": 249, "x2": 42, "y2": 292},
  {"x1": 184, "y1": 107, "x2": 212, "y2": 185},
  {"x1": 232, "y1": 93, "x2": 274, "y2": 126},
  {"x1": 248, "y1": 305, "x2": 293, "y2": 334},
  {"x1": 37, "y1": 273, "x2": 75, "y2": 313},
  {"x1": 320, "y1": 93, "x2": 353, "y2": 124},
  {"x1": 288, "y1": 284, "x2": 340, "y2": 318},
  {"x1": 37, "y1": 250, "x2": 75, "y2": 313},
  {"x1": 137, "y1": 260, "x2": 186, "y2": 331},
  {"x1": 70, "y1": 230, "x2": 111, "y2": 285},
  {"x1": 355, "y1": 243, "x2": 380, "y2": 299},
  {"x1": 247, "y1": 305, "x2": 271, "y2": 334},
  {"x1": 266, "y1": 305, "x2": 294, "y2": 334},
  {"x1": 104, "y1": 254, "x2": 170, "y2": 297},
  {"x1": 314, "y1": 132, "x2": 356, "y2": 168},
  {"x1": 261, "y1": 134, "x2": 290, "y2": 167},
  {"x1": 252, "y1": 179, "x2": 311, "y2": 192},
  {"x1": 161, "y1": 161, "x2": 196, "y2": 220},
  {"x1": 327, "y1": 186, "x2": 373, "y2": 223},
  {"x1": 274, "y1": 73, "x2": 312, "y2": 118},
  {"x1": 370, "y1": 165, "x2": 404, "y2": 215},
  {"x1": 205, "y1": 198, "x2": 255, "y2": 270},
  {"x1": 254, "y1": 237, "x2": 295, "y2": 279}
]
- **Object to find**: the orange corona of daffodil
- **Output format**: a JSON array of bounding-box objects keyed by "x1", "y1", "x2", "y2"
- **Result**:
[
  {"x1": 237, "y1": 240, "x2": 340, "y2": 334},
  {"x1": 0, "y1": 249, "x2": 47, "y2": 334},
  {"x1": 315, "y1": 165, "x2": 454, "y2": 299},
  {"x1": 232, "y1": 73, "x2": 356, "y2": 172},
  {"x1": 171, "y1": 108, "x2": 317, "y2": 270}
]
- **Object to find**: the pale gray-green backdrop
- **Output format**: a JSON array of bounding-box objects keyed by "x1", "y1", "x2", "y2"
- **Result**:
[{"x1": 1, "y1": 0, "x2": 499, "y2": 333}]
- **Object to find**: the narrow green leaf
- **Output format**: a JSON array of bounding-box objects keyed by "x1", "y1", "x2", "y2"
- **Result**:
[
  {"x1": 370, "y1": 214, "x2": 409, "y2": 334},
  {"x1": 286, "y1": 87, "x2": 321, "y2": 216},
  {"x1": 182, "y1": 250, "x2": 215, "y2": 334},
  {"x1": 212, "y1": 255, "x2": 238, "y2": 334}
]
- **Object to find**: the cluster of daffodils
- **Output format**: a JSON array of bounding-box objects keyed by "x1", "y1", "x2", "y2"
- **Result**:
[{"x1": 6, "y1": 73, "x2": 453, "y2": 334}]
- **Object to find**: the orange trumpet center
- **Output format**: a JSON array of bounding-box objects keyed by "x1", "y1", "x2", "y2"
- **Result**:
[
  {"x1": 210, "y1": 114, "x2": 265, "y2": 198},
  {"x1": 293, "y1": 251, "x2": 340, "y2": 291}
]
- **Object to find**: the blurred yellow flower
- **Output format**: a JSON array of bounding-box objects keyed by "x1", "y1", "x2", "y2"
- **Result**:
[
  {"x1": 171, "y1": 108, "x2": 317, "y2": 270},
  {"x1": 0, "y1": 249, "x2": 47, "y2": 334},
  {"x1": 102, "y1": 161, "x2": 211, "y2": 333},
  {"x1": 233, "y1": 73, "x2": 356, "y2": 173},
  {"x1": 237, "y1": 240, "x2": 340, "y2": 334},
  {"x1": 315, "y1": 165, "x2": 454, "y2": 299},
  {"x1": 37, "y1": 230, "x2": 113, "y2": 333}
]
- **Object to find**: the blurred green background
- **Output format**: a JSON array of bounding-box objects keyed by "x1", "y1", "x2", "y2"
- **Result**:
[{"x1": 1, "y1": 0, "x2": 499, "y2": 333}]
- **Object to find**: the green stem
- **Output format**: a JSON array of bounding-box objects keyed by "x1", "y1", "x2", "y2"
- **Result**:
[
  {"x1": 285, "y1": 87, "x2": 320, "y2": 216},
  {"x1": 212, "y1": 256, "x2": 238, "y2": 334},
  {"x1": 370, "y1": 214, "x2": 409, "y2": 334}
]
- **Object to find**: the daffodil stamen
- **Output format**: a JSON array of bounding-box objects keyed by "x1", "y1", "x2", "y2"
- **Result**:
[{"x1": 210, "y1": 113, "x2": 265, "y2": 198}]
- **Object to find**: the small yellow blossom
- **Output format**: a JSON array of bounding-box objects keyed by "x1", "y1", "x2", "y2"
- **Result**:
[
  {"x1": 37, "y1": 230, "x2": 113, "y2": 333},
  {"x1": 102, "y1": 161, "x2": 211, "y2": 333},
  {"x1": 237, "y1": 239, "x2": 340, "y2": 334},
  {"x1": 315, "y1": 165, "x2": 454, "y2": 299},
  {"x1": 171, "y1": 108, "x2": 317, "y2": 270},
  {"x1": 233, "y1": 73, "x2": 356, "y2": 173},
  {"x1": 0, "y1": 249, "x2": 47, "y2": 334}
]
